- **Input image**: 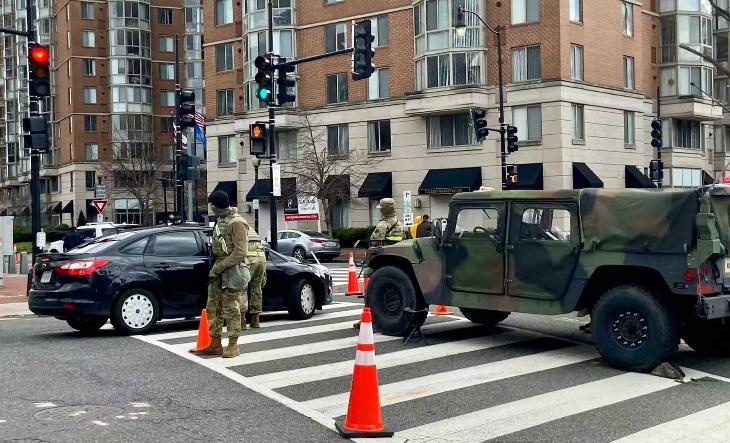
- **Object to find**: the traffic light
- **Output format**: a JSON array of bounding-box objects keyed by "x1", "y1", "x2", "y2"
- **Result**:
[
  {"x1": 177, "y1": 89, "x2": 195, "y2": 128},
  {"x1": 22, "y1": 116, "x2": 49, "y2": 152},
  {"x1": 650, "y1": 119, "x2": 662, "y2": 149},
  {"x1": 649, "y1": 159, "x2": 663, "y2": 182},
  {"x1": 255, "y1": 55, "x2": 273, "y2": 104},
  {"x1": 276, "y1": 62, "x2": 296, "y2": 106},
  {"x1": 471, "y1": 108, "x2": 489, "y2": 142},
  {"x1": 28, "y1": 43, "x2": 51, "y2": 97},
  {"x1": 506, "y1": 125, "x2": 519, "y2": 153},
  {"x1": 352, "y1": 19, "x2": 375, "y2": 80},
  {"x1": 506, "y1": 164, "x2": 518, "y2": 188},
  {"x1": 176, "y1": 155, "x2": 201, "y2": 181},
  {"x1": 250, "y1": 122, "x2": 267, "y2": 157}
]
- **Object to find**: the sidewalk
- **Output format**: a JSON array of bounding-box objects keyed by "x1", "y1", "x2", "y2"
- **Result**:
[{"x1": 0, "y1": 275, "x2": 32, "y2": 317}]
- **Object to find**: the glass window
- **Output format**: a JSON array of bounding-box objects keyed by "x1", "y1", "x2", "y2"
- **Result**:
[
  {"x1": 217, "y1": 89, "x2": 235, "y2": 116},
  {"x1": 329, "y1": 200, "x2": 350, "y2": 230},
  {"x1": 218, "y1": 135, "x2": 237, "y2": 164},
  {"x1": 512, "y1": 0, "x2": 539, "y2": 24},
  {"x1": 216, "y1": 0, "x2": 233, "y2": 25},
  {"x1": 674, "y1": 119, "x2": 702, "y2": 149},
  {"x1": 326, "y1": 73, "x2": 348, "y2": 104},
  {"x1": 150, "y1": 232, "x2": 200, "y2": 257},
  {"x1": 512, "y1": 105, "x2": 542, "y2": 141},
  {"x1": 160, "y1": 117, "x2": 174, "y2": 133},
  {"x1": 368, "y1": 120, "x2": 391, "y2": 153},
  {"x1": 85, "y1": 171, "x2": 96, "y2": 189},
  {"x1": 518, "y1": 208, "x2": 572, "y2": 241},
  {"x1": 572, "y1": 104, "x2": 584, "y2": 140},
  {"x1": 325, "y1": 22, "x2": 347, "y2": 53},
  {"x1": 368, "y1": 68, "x2": 390, "y2": 100},
  {"x1": 661, "y1": 16, "x2": 677, "y2": 63},
  {"x1": 427, "y1": 113, "x2": 476, "y2": 148},
  {"x1": 82, "y1": 58, "x2": 95, "y2": 76},
  {"x1": 570, "y1": 44, "x2": 583, "y2": 80},
  {"x1": 159, "y1": 36, "x2": 174, "y2": 52},
  {"x1": 678, "y1": 66, "x2": 710, "y2": 96},
  {"x1": 372, "y1": 15, "x2": 389, "y2": 47},
  {"x1": 82, "y1": 30, "x2": 95, "y2": 47},
  {"x1": 160, "y1": 91, "x2": 175, "y2": 107},
  {"x1": 455, "y1": 207, "x2": 501, "y2": 236},
  {"x1": 85, "y1": 143, "x2": 98, "y2": 160},
  {"x1": 622, "y1": 2, "x2": 633, "y2": 36},
  {"x1": 671, "y1": 167, "x2": 702, "y2": 187},
  {"x1": 216, "y1": 43, "x2": 234, "y2": 72},
  {"x1": 570, "y1": 0, "x2": 582, "y2": 22},
  {"x1": 83, "y1": 87, "x2": 97, "y2": 104},
  {"x1": 277, "y1": 131, "x2": 298, "y2": 161},
  {"x1": 120, "y1": 237, "x2": 149, "y2": 255},
  {"x1": 623, "y1": 56, "x2": 634, "y2": 89},
  {"x1": 158, "y1": 8, "x2": 172, "y2": 25},
  {"x1": 84, "y1": 115, "x2": 97, "y2": 132},
  {"x1": 81, "y1": 1, "x2": 94, "y2": 19},
  {"x1": 624, "y1": 111, "x2": 635, "y2": 145},
  {"x1": 327, "y1": 124, "x2": 349, "y2": 156},
  {"x1": 512, "y1": 45, "x2": 541, "y2": 81},
  {"x1": 159, "y1": 63, "x2": 174, "y2": 80}
]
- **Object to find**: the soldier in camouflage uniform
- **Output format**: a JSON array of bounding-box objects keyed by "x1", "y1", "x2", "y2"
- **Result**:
[
  {"x1": 241, "y1": 224, "x2": 266, "y2": 329},
  {"x1": 190, "y1": 190, "x2": 250, "y2": 358}
]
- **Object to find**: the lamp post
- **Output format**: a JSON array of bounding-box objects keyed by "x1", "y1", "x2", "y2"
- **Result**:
[
  {"x1": 252, "y1": 157, "x2": 261, "y2": 233},
  {"x1": 455, "y1": 6, "x2": 507, "y2": 189}
]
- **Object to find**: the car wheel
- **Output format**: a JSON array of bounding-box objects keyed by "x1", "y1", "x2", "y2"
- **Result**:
[
  {"x1": 292, "y1": 247, "x2": 307, "y2": 261},
  {"x1": 682, "y1": 319, "x2": 730, "y2": 356},
  {"x1": 459, "y1": 308, "x2": 510, "y2": 326},
  {"x1": 66, "y1": 317, "x2": 108, "y2": 333},
  {"x1": 367, "y1": 266, "x2": 424, "y2": 336},
  {"x1": 110, "y1": 288, "x2": 159, "y2": 335},
  {"x1": 288, "y1": 278, "x2": 317, "y2": 320},
  {"x1": 592, "y1": 285, "x2": 679, "y2": 373}
]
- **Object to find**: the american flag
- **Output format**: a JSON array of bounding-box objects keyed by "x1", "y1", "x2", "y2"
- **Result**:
[
  {"x1": 172, "y1": 121, "x2": 188, "y2": 149},
  {"x1": 194, "y1": 112, "x2": 207, "y2": 149}
]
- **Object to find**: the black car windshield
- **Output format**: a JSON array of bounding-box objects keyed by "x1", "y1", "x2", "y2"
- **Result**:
[{"x1": 67, "y1": 232, "x2": 138, "y2": 254}]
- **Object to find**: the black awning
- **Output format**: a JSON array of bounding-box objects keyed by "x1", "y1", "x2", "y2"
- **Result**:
[
  {"x1": 358, "y1": 172, "x2": 392, "y2": 199},
  {"x1": 44, "y1": 204, "x2": 54, "y2": 214},
  {"x1": 419, "y1": 167, "x2": 482, "y2": 195},
  {"x1": 21, "y1": 207, "x2": 30, "y2": 216},
  {"x1": 511, "y1": 163, "x2": 543, "y2": 190},
  {"x1": 213, "y1": 181, "x2": 238, "y2": 204},
  {"x1": 62, "y1": 201, "x2": 74, "y2": 214},
  {"x1": 573, "y1": 162, "x2": 604, "y2": 189},
  {"x1": 703, "y1": 170, "x2": 715, "y2": 186},
  {"x1": 246, "y1": 178, "x2": 296, "y2": 202},
  {"x1": 52, "y1": 201, "x2": 63, "y2": 214},
  {"x1": 324, "y1": 175, "x2": 350, "y2": 201},
  {"x1": 625, "y1": 165, "x2": 656, "y2": 188},
  {"x1": 0, "y1": 209, "x2": 7, "y2": 216}
]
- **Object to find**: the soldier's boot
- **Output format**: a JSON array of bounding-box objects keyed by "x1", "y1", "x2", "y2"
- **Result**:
[
  {"x1": 191, "y1": 336, "x2": 223, "y2": 355},
  {"x1": 353, "y1": 320, "x2": 361, "y2": 329},
  {"x1": 250, "y1": 313, "x2": 260, "y2": 328},
  {"x1": 222, "y1": 337, "x2": 240, "y2": 358}
]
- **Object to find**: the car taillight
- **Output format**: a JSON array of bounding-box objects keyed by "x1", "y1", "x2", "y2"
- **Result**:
[
  {"x1": 310, "y1": 239, "x2": 325, "y2": 244},
  {"x1": 56, "y1": 259, "x2": 110, "y2": 277},
  {"x1": 697, "y1": 263, "x2": 715, "y2": 294}
]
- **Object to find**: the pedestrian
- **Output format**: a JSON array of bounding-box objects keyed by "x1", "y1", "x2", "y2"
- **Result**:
[
  {"x1": 416, "y1": 214, "x2": 434, "y2": 238},
  {"x1": 190, "y1": 190, "x2": 251, "y2": 358},
  {"x1": 62, "y1": 228, "x2": 85, "y2": 252},
  {"x1": 355, "y1": 198, "x2": 404, "y2": 328},
  {"x1": 241, "y1": 223, "x2": 266, "y2": 330}
]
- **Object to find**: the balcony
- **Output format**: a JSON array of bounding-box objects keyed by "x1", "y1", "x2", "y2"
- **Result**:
[
  {"x1": 660, "y1": 96, "x2": 723, "y2": 121},
  {"x1": 404, "y1": 86, "x2": 489, "y2": 116}
]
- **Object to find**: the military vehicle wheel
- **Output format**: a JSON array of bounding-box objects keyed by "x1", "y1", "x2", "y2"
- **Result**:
[
  {"x1": 592, "y1": 285, "x2": 679, "y2": 373},
  {"x1": 367, "y1": 266, "x2": 423, "y2": 336},
  {"x1": 682, "y1": 319, "x2": 730, "y2": 356},
  {"x1": 66, "y1": 317, "x2": 108, "y2": 333},
  {"x1": 459, "y1": 308, "x2": 510, "y2": 326}
]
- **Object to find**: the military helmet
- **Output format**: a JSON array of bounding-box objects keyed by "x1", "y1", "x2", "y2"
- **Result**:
[{"x1": 377, "y1": 198, "x2": 397, "y2": 217}]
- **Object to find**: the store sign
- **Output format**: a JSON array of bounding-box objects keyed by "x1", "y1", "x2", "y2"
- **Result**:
[
  {"x1": 421, "y1": 187, "x2": 470, "y2": 195},
  {"x1": 284, "y1": 195, "x2": 320, "y2": 222}
]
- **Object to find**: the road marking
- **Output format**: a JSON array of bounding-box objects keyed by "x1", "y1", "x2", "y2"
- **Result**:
[
  {"x1": 91, "y1": 420, "x2": 108, "y2": 426},
  {"x1": 130, "y1": 402, "x2": 150, "y2": 408},
  {"x1": 34, "y1": 402, "x2": 56, "y2": 408}
]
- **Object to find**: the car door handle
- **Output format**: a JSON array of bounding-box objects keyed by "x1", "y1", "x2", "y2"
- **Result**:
[{"x1": 155, "y1": 263, "x2": 171, "y2": 269}]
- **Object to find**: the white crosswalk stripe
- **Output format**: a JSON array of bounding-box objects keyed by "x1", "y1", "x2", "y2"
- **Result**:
[
  {"x1": 327, "y1": 268, "x2": 352, "y2": 287},
  {"x1": 136, "y1": 301, "x2": 730, "y2": 441}
]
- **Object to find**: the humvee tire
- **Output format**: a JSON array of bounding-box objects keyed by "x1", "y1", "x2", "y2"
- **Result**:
[
  {"x1": 367, "y1": 266, "x2": 423, "y2": 336},
  {"x1": 592, "y1": 285, "x2": 679, "y2": 372},
  {"x1": 459, "y1": 308, "x2": 510, "y2": 326},
  {"x1": 682, "y1": 319, "x2": 730, "y2": 356}
]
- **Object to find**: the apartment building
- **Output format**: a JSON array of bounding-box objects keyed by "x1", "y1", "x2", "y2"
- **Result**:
[
  {"x1": 0, "y1": 0, "x2": 205, "y2": 226},
  {"x1": 209, "y1": 1, "x2": 721, "y2": 237}
]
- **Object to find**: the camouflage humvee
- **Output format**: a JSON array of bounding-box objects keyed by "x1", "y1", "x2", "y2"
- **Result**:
[{"x1": 364, "y1": 186, "x2": 730, "y2": 372}]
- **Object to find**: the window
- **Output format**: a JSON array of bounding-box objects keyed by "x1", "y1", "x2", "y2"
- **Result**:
[
  {"x1": 678, "y1": 66, "x2": 711, "y2": 96},
  {"x1": 84, "y1": 115, "x2": 97, "y2": 132},
  {"x1": 572, "y1": 104, "x2": 584, "y2": 140},
  {"x1": 671, "y1": 168, "x2": 702, "y2": 187},
  {"x1": 326, "y1": 73, "x2": 348, "y2": 104},
  {"x1": 416, "y1": 52, "x2": 482, "y2": 90},
  {"x1": 119, "y1": 237, "x2": 149, "y2": 255},
  {"x1": 622, "y1": 2, "x2": 633, "y2": 37},
  {"x1": 455, "y1": 207, "x2": 501, "y2": 237},
  {"x1": 81, "y1": 1, "x2": 94, "y2": 19},
  {"x1": 329, "y1": 200, "x2": 350, "y2": 230},
  {"x1": 675, "y1": 119, "x2": 702, "y2": 149},
  {"x1": 570, "y1": 44, "x2": 583, "y2": 80},
  {"x1": 327, "y1": 124, "x2": 350, "y2": 156},
  {"x1": 216, "y1": 0, "x2": 233, "y2": 25},
  {"x1": 277, "y1": 131, "x2": 298, "y2": 161},
  {"x1": 159, "y1": 36, "x2": 174, "y2": 52},
  {"x1": 368, "y1": 68, "x2": 389, "y2": 100},
  {"x1": 216, "y1": 43, "x2": 234, "y2": 72},
  {"x1": 518, "y1": 208, "x2": 572, "y2": 241},
  {"x1": 512, "y1": 0, "x2": 539, "y2": 24},
  {"x1": 372, "y1": 15, "x2": 389, "y2": 47},
  {"x1": 218, "y1": 135, "x2": 237, "y2": 164},
  {"x1": 159, "y1": 91, "x2": 175, "y2": 107},
  {"x1": 217, "y1": 89, "x2": 235, "y2": 116},
  {"x1": 427, "y1": 113, "x2": 476, "y2": 148},
  {"x1": 623, "y1": 56, "x2": 634, "y2": 89},
  {"x1": 159, "y1": 63, "x2": 174, "y2": 80},
  {"x1": 513, "y1": 105, "x2": 542, "y2": 142},
  {"x1": 512, "y1": 45, "x2": 541, "y2": 81},
  {"x1": 158, "y1": 8, "x2": 172, "y2": 25},
  {"x1": 82, "y1": 30, "x2": 95, "y2": 47},
  {"x1": 624, "y1": 111, "x2": 635, "y2": 145},
  {"x1": 85, "y1": 171, "x2": 96, "y2": 189},
  {"x1": 150, "y1": 232, "x2": 200, "y2": 257},
  {"x1": 570, "y1": 0, "x2": 582, "y2": 22},
  {"x1": 325, "y1": 22, "x2": 347, "y2": 52},
  {"x1": 160, "y1": 117, "x2": 174, "y2": 133},
  {"x1": 85, "y1": 143, "x2": 99, "y2": 160},
  {"x1": 83, "y1": 87, "x2": 97, "y2": 104},
  {"x1": 82, "y1": 58, "x2": 95, "y2": 76},
  {"x1": 368, "y1": 120, "x2": 391, "y2": 153}
]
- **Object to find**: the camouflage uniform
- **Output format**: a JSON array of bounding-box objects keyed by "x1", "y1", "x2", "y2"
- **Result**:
[{"x1": 241, "y1": 224, "x2": 266, "y2": 329}]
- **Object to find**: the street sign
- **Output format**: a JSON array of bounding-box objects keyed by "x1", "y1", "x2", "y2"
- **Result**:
[
  {"x1": 92, "y1": 199, "x2": 108, "y2": 215},
  {"x1": 252, "y1": 199, "x2": 260, "y2": 210},
  {"x1": 95, "y1": 185, "x2": 106, "y2": 199},
  {"x1": 36, "y1": 231, "x2": 46, "y2": 248},
  {"x1": 284, "y1": 196, "x2": 320, "y2": 222},
  {"x1": 272, "y1": 164, "x2": 281, "y2": 197},
  {"x1": 404, "y1": 212, "x2": 414, "y2": 226},
  {"x1": 403, "y1": 190, "x2": 413, "y2": 226}
]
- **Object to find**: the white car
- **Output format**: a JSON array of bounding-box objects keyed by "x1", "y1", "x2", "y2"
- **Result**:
[{"x1": 46, "y1": 222, "x2": 140, "y2": 253}]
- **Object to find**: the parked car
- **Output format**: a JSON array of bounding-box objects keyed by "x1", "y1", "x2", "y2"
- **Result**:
[
  {"x1": 29, "y1": 226, "x2": 333, "y2": 334},
  {"x1": 276, "y1": 230, "x2": 341, "y2": 262},
  {"x1": 46, "y1": 222, "x2": 141, "y2": 253}
]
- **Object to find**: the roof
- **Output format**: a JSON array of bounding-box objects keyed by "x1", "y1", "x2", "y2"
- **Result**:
[{"x1": 451, "y1": 189, "x2": 582, "y2": 203}]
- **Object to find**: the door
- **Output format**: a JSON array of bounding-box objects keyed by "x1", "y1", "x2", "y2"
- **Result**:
[
  {"x1": 506, "y1": 203, "x2": 580, "y2": 300},
  {"x1": 445, "y1": 203, "x2": 506, "y2": 294},
  {"x1": 277, "y1": 231, "x2": 294, "y2": 254}
]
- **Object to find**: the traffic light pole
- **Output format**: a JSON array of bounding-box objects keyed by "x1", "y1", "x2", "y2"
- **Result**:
[
  {"x1": 26, "y1": 0, "x2": 42, "y2": 264},
  {"x1": 174, "y1": 36, "x2": 184, "y2": 220},
  {"x1": 267, "y1": 0, "x2": 278, "y2": 251},
  {"x1": 656, "y1": 86, "x2": 662, "y2": 189}
]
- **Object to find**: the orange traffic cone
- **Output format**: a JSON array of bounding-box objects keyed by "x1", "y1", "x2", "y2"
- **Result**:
[
  {"x1": 345, "y1": 252, "x2": 362, "y2": 296},
  {"x1": 188, "y1": 309, "x2": 212, "y2": 352},
  {"x1": 357, "y1": 277, "x2": 370, "y2": 300},
  {"x1": 335, "y1": 307, "x2": 393, "y2": 438},
  {"x1": 432, "y1": 304, "x2": 453, "y2": 315}
]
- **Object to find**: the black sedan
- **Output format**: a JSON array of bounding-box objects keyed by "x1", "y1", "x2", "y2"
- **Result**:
[{"x1": 28, "y1": 226, "x2": 333, "y2": 334}]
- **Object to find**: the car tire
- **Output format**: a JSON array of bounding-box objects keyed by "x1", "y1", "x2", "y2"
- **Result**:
[
  {"x1": 592, "y1": 285, "x2": 679, "y2": 372},
  {"x1": 292, "y1": 247, "x2": 307, "y2": 261},
  {"x1": 288, "y1": 278, "x2": 317, "y2": 320},
  {"x1": 367, "y1": 266, "x2": 424, "y2": 337},
  {"x1": 110, "y1": 288, "x2": 160, "y2": 335},
  {"x1": 459, "y1": 308, "x2": 510, "y2": 326},
  {"x1": 682, "y1": 319, "x2": 730, "y2": 356},
  {"x1": 66, "y1": 317, "x2": 108, "y2": 333}
]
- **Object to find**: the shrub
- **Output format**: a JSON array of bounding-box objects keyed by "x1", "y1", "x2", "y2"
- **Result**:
[
  {"x1": 331, "y1": 226, "x2": 376, "y2": 248},
  {"x1": 13, "y1": 225, "x2": 72, "y2": 243}
]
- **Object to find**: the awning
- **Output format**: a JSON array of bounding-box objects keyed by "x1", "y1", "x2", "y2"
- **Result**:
[
  {"x1": 324, "y1": 174, "x2": 351, "y2": 200},
  {"x1": 510, "y1": 163, "x2": 543, "y2": 190},
  {"x1": 213, "y1": 181, "x2": 238, "y2": 204},
  {"x1": 358, "y1": 172, "x2": 392, "y2": 199},
  {"x1": 62, "y1": 201, "x2": 74, "y2": 214},
  {"x1": 573, "y1": 162, "x2": 604, "y2": 189},
  {"x1": 246, "y1": 177, "x2": 296, "y2": 202},
  {"x1": 418, "y1": 167, "x2": 482, "y2": 195},
  {"x1": 625, "y1": 165, "x2": 656, "y2": 188},
  {"x1": 703, "y1": 170, "x2": 715, "y2": 186},
  {"x1": 0, "y1": 209, "x2": 7, "y2": 216},
  {"x1": 44, "y1": 204, "x2": 55, "y2": 214},
  {"x1": 52, "y1": 201, "x2": 62, "y2": 214},
  {"x1": 21, "y1": 207, "x2": 30, "y2": 216}
]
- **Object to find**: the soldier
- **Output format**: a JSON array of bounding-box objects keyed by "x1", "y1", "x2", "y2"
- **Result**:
[
  {"x1": 190, "y1": 190, "x2": 250, "y2": 358},
  {"x1": 241, "y1": 224, "x2": 266, "y2": 329}
]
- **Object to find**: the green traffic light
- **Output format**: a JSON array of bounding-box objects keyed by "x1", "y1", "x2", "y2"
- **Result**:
[{"x1": 256, "y1": 86, "x2": 271, "y2": 101}]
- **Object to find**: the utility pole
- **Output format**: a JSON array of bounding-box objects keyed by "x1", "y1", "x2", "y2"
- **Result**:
[
  {"x1": 267, "y1": 0, "x2": 279, "y2": 250},
  {"x1": 174, "y1": 36, "x2": 184, "y2": 220}
]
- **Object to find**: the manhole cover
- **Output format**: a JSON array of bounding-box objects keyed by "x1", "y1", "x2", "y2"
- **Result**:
[{"x1": 34, "y1": 405, "x2": 123, "y2": 422}]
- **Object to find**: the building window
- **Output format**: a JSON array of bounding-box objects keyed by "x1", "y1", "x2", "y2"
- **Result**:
[
  {"x1": 624, "y1": 111, "x2": 635, "y2": 145},
  {"x1": 114, "y1": 199, "x2": 141, "y2": 225},
  {"x1": 217, "y1": 89, "x2": 235, "y2": 116},
  {"x1": 622, "y1": 2, "x2": 633, "y2": 37},
  {"x1": 368, "y1": 120, "x2": 391, "y2": 153},
  {"x1": 623, "y1": 56, "x2": 634, "y2": 89},
  {"x1": 372, "y1": 15, "x2": 389, "y2": 47},
  {"x1": 218, "y1": 135, "x2": 237, "y2": 164},
  {"x1": 679, "y1": 66, "x2": 712, "y2": 96},
  {"x1": 82, "y1": 30, "x2": 95, "y2": 47},
  {"x1": 570, "y1": 44, "x2": 583, "y2": 80},
  {"x1": 160, "y1": 91, "x2": 175, "y2": 107},
  {"x1": 512, "y1": 0, "x2": 539, "y2": 24},
  {"x1": 512, "y1": 45, "x2": 541, "y2": 81},
  {"x1": 159, "y1": 36, "x2": 174, "y2": 52},
  {"x1": 85, "y1": 143, "x2": 99, "y2": 160},
  {"x1": 326, "y1": 73, "x2": 348, "y2": 104},
  {"x1": 216, "y1": 0, "x2": 233, "y2": 25},
  {"x1": 674, "y1": 119, "x2": 702, "y2": 149},
  {"x1": 85, "y1": 171, "x2": 96, "y2": 189},
  {"x1": 671, "y1": 168, "x2": 701, "y2": 187},
  {"x1": 163, "y1": 145, "x2": 175, "y2": 162},
  {"x1": 277, "y1": 131, "x2": 298, "y2": 161},
  {"x1": 84, "y1": 115, "x2": 97, "y2": 132},
  {"x1": 325, "y1": 22, "x2": 347, "y2": 53},
  {"x1": 158, "y1": 8, "x2": 172, "y2": 25},
  {"x1": 416, "y1": 51, "x2": 483, "y2": 90},
  {"x1": 513, "y1": 105, "x2": 542, "y2": 142},
  {"x1": 368, "y1": 68, "x2": 389, "y2": 100},
  {"x1": 329, "y1": 200, "x2": 350, "y2": 230},
  {"x1": 82, "y1": 58, "x2": 95, "y2": 76},
  {"x1": 160, "y1": 117, "x2": 174, "y2": 133},
  {"x1": 427, "y1": 113, "x2": 476, "y2": 148},
  {"x1": 81, "y1": 1, "x2": 94, "y2": 19},
  {"x1": 569, "y1": 0, "x2": 582, "y2": 22},
  {"x1": 83, "y1": 87, "x2": 97, "y2": 104},
  {"x1": 216, "y1": 43, "x2": 234, "y2": 72},
  {"x1": 159, "y1": 63, "x2": 174, "y2": 80},
  {"x1": 327, "y1": 124, "x2": 350, "y2": 156},
  {"x1": 572, "y1": 104, "x2": 584, "y2": 140}
]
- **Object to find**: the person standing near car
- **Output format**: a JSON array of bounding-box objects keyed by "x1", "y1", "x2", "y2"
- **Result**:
[
  {"x1": 416, "y1": 214, "x2": 434, "y2": 238},
  {"x1": 62, "y1": 228, "x2": 85, "y2": 252},
  {"x1": 190, "y1": 190, "x2": 250, "y2": 358},
  {"x1": 241, "y1": 224, "x2": 266, "y2": 329}
]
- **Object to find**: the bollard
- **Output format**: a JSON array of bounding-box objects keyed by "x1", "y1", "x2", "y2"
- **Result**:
[
  {"x1": 19, "y1": 252, "x2": 29, "y2": 274},
  {"x1": 7, "y1": 253, "x2": 17, "y2": 274}
]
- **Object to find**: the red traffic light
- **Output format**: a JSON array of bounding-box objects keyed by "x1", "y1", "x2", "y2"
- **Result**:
[{"x1": 30, "y1": 45, "x2": 49, "y2": 65}]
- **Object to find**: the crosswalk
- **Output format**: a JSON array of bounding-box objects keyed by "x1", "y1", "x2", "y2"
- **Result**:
[
  {"x1": 327, "y1": 267, "x2": 352, "y2": 288},
  {"x1": 135, "y1": 301, "x2": 730, "y2": 442}
]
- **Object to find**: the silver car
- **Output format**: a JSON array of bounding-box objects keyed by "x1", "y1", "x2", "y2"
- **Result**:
[{"x1": 276, "y1": 230, "x2": 341, "y2": 262}]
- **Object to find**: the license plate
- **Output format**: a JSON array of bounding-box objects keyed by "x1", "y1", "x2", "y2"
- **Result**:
[
  {"x1": 40, "y1": 271, "x2": 51, "y2": 283},
  {"x1": 725, "y1": 258, "x2": 730, "y2": 274},
  {"x1": 325, "y1": 242, "x2": 337, "y2": 247}
]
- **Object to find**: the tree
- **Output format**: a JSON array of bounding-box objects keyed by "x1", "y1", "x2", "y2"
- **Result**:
[{"x1": 76, "y1": 210, "x2": 87, "y2": 227}]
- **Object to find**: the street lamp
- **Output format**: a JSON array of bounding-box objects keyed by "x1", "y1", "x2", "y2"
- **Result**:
[
  {"x1": 455, "y1": 5, "x2": 508, "y2": 190},
  {"x1": 252, "y1": 157, "x2": 261, "y2": 233}
]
